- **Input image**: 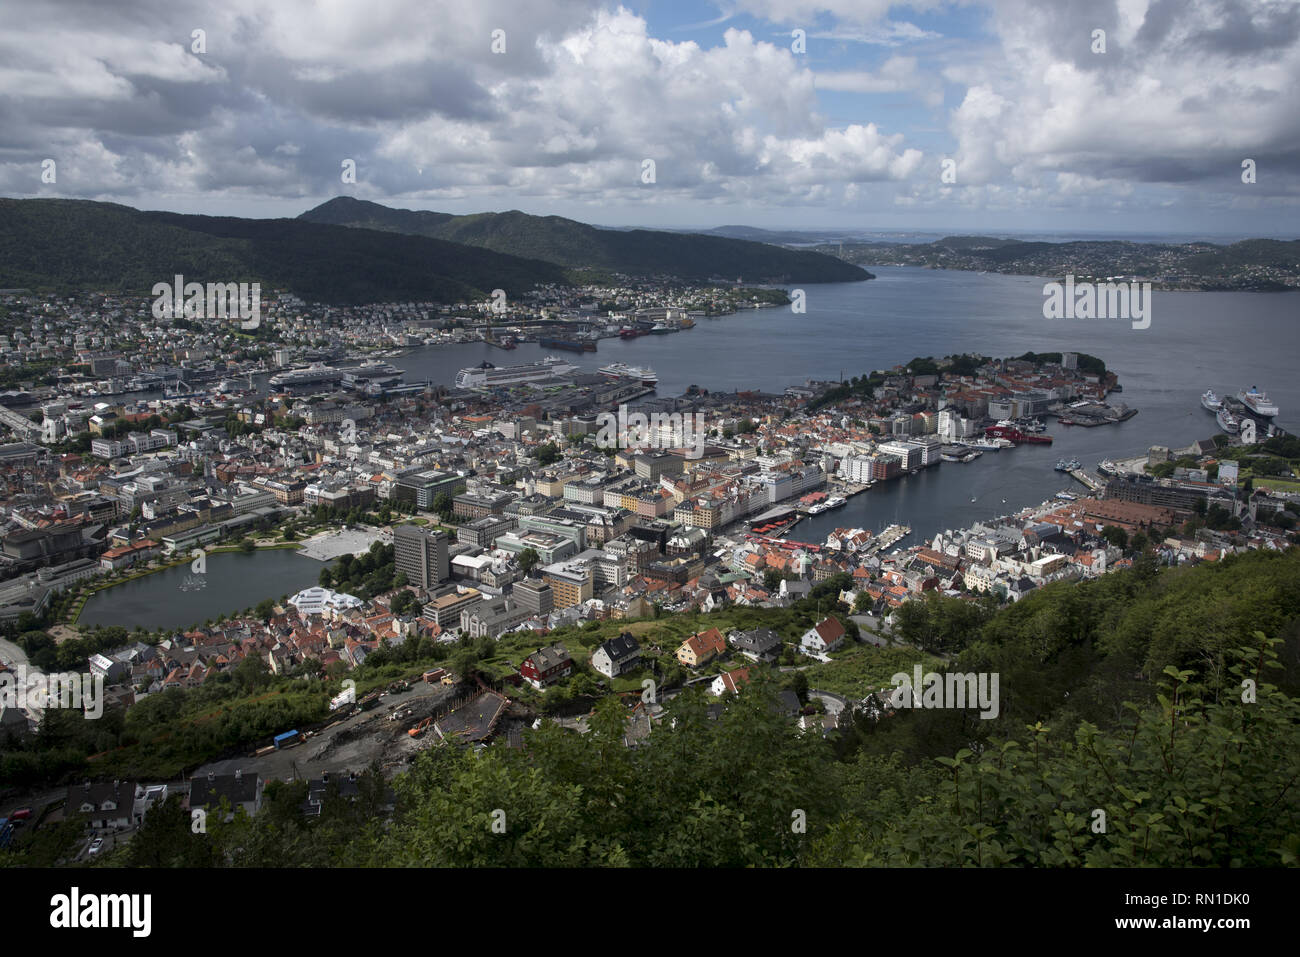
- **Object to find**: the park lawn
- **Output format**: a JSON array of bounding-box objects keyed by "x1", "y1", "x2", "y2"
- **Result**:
[
  {"x1": 1253, "y1": 475, "x2": 1300, "y2": 493},
  {"x1": 800, "y1": 643, "x2": 946, "y2": 700}
]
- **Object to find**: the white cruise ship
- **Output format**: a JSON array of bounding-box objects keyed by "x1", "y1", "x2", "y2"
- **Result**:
[
  {"x1": 455, "y1": 355, "x2": 578, "y2": 389},
  {"x1": 268, "y1": 362, "x2": 345, "y2": 390},
  {"x1": 1237, "y1": 387, "x2": 1279, "y2": 418},
  {"x1": 1200, "y1": 390, "x2": 1222, "y2": 413},
  {"x1": 597, "y1": 362, "x2": 658, "y2": 386}
]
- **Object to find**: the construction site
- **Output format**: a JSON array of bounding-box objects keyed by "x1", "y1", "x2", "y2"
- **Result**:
[{"x1": 194, "y1": 676, "x2": 523, "y2": 785}]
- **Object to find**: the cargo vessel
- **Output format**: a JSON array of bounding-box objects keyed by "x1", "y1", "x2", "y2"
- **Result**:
[{"x1": 539, "y1": 336, "x2": 596, "y2": 353}]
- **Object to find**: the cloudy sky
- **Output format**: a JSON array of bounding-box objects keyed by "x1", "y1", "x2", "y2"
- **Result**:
[{"x1": 1, "y1": 0, "x2": 1297, "y2": 235}]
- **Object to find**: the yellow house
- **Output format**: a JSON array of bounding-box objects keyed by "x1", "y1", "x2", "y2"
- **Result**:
[{"x1": 676, "y1": 627, "x2": 726, "y2": 668}]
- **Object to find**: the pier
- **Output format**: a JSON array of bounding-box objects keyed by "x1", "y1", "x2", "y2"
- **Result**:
[
  {"x1": 868, "y1": 524, "x2": 912, "y2": 555},
  {"x1": 1067, "y1": 468, "x2": 1102, "y2": 491}
]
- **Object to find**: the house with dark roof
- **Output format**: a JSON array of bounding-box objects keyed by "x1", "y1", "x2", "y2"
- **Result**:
[
  {"x1": 187, "y1": 769, "x2": 262, "y2": 821},
  {"x1": 591, "y1": 632, "x2": 642, "y2": 678},
  {"x1": 66, "y1": 780, "x2": 137, "y2": 829},
  {"x1": 728, "y1": 626, "x2": 782, "y2": 662},
  {"x1": 519, "y1": 643, "x2": 573, "y2": 689},
  {"x1": 0, "y1": 703, "x2": 31, "y2": 744}
]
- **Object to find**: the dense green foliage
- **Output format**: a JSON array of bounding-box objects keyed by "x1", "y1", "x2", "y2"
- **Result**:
[
  {"x1": 319, "y1": 542, "x2": 396, "y2": 599},
  {"x1": 300, "y1": 197, "x2": 871, "y2": 283}
]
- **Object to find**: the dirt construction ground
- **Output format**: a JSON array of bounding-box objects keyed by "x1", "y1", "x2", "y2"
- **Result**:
[{"x1": 194, "y1": 681, "x2": 460, "y2": 783}]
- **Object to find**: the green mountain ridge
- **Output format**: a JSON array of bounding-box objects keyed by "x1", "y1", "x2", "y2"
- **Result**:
[
  {"x1": 299, "y1": 196, "x2": 871, "y2": 283},
  {"x1": 0, "y1": 198, "x2": 571, "y2": 304}
]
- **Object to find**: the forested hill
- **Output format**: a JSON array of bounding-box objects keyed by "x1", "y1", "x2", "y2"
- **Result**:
[
  {"x1": 0, "y1": 198, "x2": 569, "y2": 304},
  {"x1": 300, "y1": 196, "x2": 872, "y2": 283},
  {"x1": 820, "y1": 234, "x2": 1300, "y2": 290}
]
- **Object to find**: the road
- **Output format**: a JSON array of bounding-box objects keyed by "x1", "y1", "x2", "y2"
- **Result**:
[
  {"x1": 0, "y1": 633, "x2": 48, "y2": 723},
  {"x1": 0, "y1": 633, "x2": 29, "y2": 669}
]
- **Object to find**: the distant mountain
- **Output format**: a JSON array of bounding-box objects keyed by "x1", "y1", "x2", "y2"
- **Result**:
[
  {"x1": 816, "y1": 235, "x2": 1300, "y2": 291},
  {"x1": 300, "y1": 197, "x2": 871, "y2": 283},
  {"x1": 699, "y1": 225, "x2": 865, "y2": 245},
  {"x1": 0, "y1": 198, "x2": 568, "y2": 303}
]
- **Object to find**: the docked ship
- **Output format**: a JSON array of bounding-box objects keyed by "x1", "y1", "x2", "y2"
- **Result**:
[
  {"x1": 805, "y1": 496, "x2": 847, "y2": 516},
  {"x1": 1216, "y1": 407, "x2": 1240, "y2": 434},
  {"x1": 539, "y1": 336, "x2": 596, "y2": 353},
  {"x1": 969, "y1": 437, "x2": 1004, "y2": 451},
  {"x1": 940, "y1": 444, "x2": 981, "y2": 462},
  {"x1": 1201, "y1": 390, "x2": 1222, "y2": 413},
  {"x1": 454, "y1": 356, "x2": 578, "y2": 389},
  {"x1": 268, "y1": 362, "x2": 345, "y2": 390},
  {"x1": 1055, "y1": 458, "x2": 1082, "y2": 472},
  {"x1": 1097, "y1": 460, "x2": 1121, "y2": 477},
  {"x1": 337, "y1": 359, "x2": 405, "y2": 392},
  {"x1": 597, "y1": 362, "x2": 658, "y2": 387},
  {"x1": 1237, "y1": 386, "x2": 1279, "y2": 418},
  {"x1": 984, "y1": 424, "x2": 1053, "y2": 445}
]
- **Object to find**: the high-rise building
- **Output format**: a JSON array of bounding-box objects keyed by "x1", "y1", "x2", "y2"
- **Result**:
[
  {"x1": 512, "y1": 578, "x2": 554, "y2": 617},
  {"x1": 394, "y1": 524, "x2": 449, "y2": 589}
]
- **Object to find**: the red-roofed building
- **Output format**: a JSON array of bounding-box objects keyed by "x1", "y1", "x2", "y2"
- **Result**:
[
  {"x1": 676, "y1": 627, "x2": 727, "y2": 668},
  {"x1": 800, "y1": 616, "x2": 847, "y2": 656},
  {"x1": 710, "y1": 667, "x2": 752, "y2": 697}
]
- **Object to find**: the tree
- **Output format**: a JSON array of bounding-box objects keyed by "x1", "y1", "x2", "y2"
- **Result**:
[
  {"x1": 255, "y1": 599, "x2": 276, "y2": 620},
  {"x1": 790, "y1": 670, "x2": 809, "y2": 704},
  {"x1": 517, "y1": 548, "x2": 540, "y2": 575},
  {"x1": 318, "y1": 567, "x2": 334, "y2": 587},
  {"x1": 1100, "y1": 525, "x2": 1128, "y2": 550},
  {"x1": 432, "y1": 491, "x2": 453, "y2": 520},
  {"x1": 536, "y1": 442, "x2": 561, "y2": 466}
]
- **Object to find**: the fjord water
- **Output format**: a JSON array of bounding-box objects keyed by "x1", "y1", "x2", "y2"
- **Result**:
[{"x1": 398, "y1": 266, "x2": 1298, "y2": 542}]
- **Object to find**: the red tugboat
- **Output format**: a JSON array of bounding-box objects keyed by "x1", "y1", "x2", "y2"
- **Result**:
[{"x1": 984, "y1": 425, "x2": 1053, "y2": 445}]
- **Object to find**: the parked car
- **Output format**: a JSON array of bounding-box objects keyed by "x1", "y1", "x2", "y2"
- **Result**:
[{"x1": 87, "y1": 838, "x2": 104, "y2": 856}]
